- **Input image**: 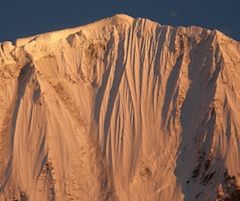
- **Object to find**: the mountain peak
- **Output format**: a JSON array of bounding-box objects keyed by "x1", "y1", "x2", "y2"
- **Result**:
[
  {"x1": 109, "y1": 13, "x2": 134, "y2": 23},
  {"x1": 0, "y1": 16, "x2": 240, "y2": 201}
]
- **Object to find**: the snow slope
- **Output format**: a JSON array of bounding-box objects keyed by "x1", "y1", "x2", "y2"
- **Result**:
[{"x1": 0, "y1": 14, "x2": 240, "y2": 201}]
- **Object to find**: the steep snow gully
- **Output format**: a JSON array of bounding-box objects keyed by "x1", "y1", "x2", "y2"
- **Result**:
[{"x1": 0, "y1": 14, "x2": 240, "y2": 201}]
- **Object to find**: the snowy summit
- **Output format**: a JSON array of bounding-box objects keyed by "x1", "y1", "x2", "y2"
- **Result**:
[{"x1": 0, "y1": 14, "x2": 240, "y2": 201}]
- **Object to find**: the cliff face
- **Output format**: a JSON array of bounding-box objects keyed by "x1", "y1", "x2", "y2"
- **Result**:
[{"x1": 0, "y1": 14, "x2": 240, "y2": 201}]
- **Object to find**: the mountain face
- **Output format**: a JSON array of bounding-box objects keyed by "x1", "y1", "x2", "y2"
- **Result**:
[{"x1": 0, "y1": 14, "x2": 240, "y2": 201}]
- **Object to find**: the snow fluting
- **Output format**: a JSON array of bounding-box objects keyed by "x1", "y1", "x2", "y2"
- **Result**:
[{"x1": 0, "y1": 14, "x2": 240, "y2": 201}]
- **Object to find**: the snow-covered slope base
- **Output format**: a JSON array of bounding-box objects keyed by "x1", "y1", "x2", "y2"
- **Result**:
[{"x1": 1, "y1": 14, "x2": 240, "y2": 201}]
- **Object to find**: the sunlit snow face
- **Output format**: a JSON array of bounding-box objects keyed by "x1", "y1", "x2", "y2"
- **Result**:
[{"x1": 0, "y1": 14, "x2": 240, "y2": 201}]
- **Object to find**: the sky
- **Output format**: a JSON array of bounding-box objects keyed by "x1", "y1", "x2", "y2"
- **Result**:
[{"x1": 0, "y1": 0, "x2": 239, "y2": 43}]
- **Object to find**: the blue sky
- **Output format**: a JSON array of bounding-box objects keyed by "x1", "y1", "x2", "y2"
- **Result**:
[{"x1": 0, "y1": 0, "x2": 239, "y2": 42}]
